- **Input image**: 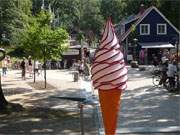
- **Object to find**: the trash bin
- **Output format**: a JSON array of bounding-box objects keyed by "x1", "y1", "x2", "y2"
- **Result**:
[{"x1": 73, "y1": 71, "x2": 79, "y2": 82}]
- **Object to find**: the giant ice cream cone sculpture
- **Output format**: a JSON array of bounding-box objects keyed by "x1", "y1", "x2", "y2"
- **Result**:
[{"x1": 91, "y1": 19, "x2": 127, "y2": 135}]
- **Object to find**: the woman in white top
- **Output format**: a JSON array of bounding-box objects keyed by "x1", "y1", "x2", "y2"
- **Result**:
[
  {"x1": 167, "y1": 60, "x2": 177, "y2": 89},
  {"x1": 35, "y1": 60, "x2": 40, "y2": 76}
]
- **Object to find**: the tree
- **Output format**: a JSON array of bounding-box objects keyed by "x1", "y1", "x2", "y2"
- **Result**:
[
  {"x1": 50, "y1": 0, "x2": 104, "y2": 43},
  {"x1": 100, "y1": 0, "x2": 127, "y2": 24},
  {"x1": 158, "y1": 0, "x2": 180, "y2": 30},
  {"x1": 0, "y1": 48, "x2": 8, "y2": 110},
  {"x1": 0, "y1": 0, "x2": 32, "y2": 46},
  {"x1": 50, "y1": 0, "x2": 80, "y2": 32},
  {"x1": 20, "y1": 11, "x2": 69, "y2": 88},
  {"x1": 79, "y1": 0, "x2": 104, "y2": 45},
  {"x1": 0, "y1": 0, "x2": 31, "y2": 110}
]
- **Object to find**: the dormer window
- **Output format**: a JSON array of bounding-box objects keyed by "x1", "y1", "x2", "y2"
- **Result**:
[
  {"x1": 157, "y1": 24, "x2": 167, "y2": 35},
  {"x1": 140, "y1": 24, "x2": 150, "y2": 35}
]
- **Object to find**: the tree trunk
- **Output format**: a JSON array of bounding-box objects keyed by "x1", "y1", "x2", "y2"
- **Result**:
[
  {"x1": 0, "y1": 87, "x2": 8, "y2": 109},
  {"x1": 0, "y1": 74, "x2": 8, "y2": 110},
  {"x1": 33, "y1": 60, "x2": 36, "y2": 83},
  {"x1": 43, "y1": 47, "x2": 47, "y2": 88},
  {"x1": 44, "y1": 62, "x2": 47, "y2": 89}
]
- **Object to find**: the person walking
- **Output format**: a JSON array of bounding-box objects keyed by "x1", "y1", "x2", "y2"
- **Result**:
[{"x1": 20, "y1": 57, "x2": 26, "y2": 80}]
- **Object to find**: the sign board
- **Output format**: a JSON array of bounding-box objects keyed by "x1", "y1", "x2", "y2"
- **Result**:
[{"x1": 63, "y1": 49, "x2": 79, "y2": 55}]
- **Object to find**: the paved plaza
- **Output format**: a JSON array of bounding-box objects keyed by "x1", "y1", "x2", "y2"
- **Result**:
[{"x1": 0, "y1": 66, "x2": 180, "y2": 135}]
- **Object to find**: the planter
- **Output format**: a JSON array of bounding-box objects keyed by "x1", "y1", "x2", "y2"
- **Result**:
[{"x1": 131, "y1": 61, "x2": 139, "y2": 68}]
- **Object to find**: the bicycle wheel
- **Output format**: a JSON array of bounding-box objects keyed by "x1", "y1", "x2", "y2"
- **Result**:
[{"x1": 152, "y1": 75, "x2": 161, "y2": 86}]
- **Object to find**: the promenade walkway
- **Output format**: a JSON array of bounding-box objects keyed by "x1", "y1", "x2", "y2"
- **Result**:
[
  {"x1": 0, "y1": 67, "x2": 180, "y2": 135},
  {"x1": 1, "y1": 69, "x2": 98, "y2": 135}
]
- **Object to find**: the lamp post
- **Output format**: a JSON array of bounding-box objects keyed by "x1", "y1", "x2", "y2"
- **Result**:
[
  {"x1": 133, "y1": 38, "x2": 138, "y2": 61},
  {"x1": 77, "y1": 31, "x2": 85, "y2": 62},
  {"x1": 175, "y1": 40, "x2": 179, "y2": 91}
]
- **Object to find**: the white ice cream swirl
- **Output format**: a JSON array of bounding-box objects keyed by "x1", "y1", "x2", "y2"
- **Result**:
[{"x1": 91, "y1": 20, "x2": 127, "y2": 90}]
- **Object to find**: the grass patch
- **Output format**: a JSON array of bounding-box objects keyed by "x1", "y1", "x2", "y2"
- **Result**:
[{"x1": 27, "y1": 81, "x2": 56, "y2": 90}]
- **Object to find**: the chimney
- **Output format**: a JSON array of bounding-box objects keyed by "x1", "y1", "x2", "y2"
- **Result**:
[{"x1": 139, "y1": 4, "x2": 145, "y2": 14}]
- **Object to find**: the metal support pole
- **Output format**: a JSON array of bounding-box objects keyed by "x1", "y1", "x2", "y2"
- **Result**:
[
  {"x1": 176, "y1": 41, "x2": 179, "y2": 91},
  {"x1": 50, "y1": 96, "x2": 98, "y2": 135},
  {"x1": 78, "y1": 102, "x2": 84, "y2": 135},
  {"x1": 125, "y1": 38, "x2": 128, "y2": 62},
  {"x1": 0, "y1": 72, "x2": 1, "y2": 88}
]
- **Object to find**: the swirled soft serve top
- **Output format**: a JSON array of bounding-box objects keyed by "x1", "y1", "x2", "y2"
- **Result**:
[{"x1": 91, "y1": 19, "x2": 127, "y2": 90}]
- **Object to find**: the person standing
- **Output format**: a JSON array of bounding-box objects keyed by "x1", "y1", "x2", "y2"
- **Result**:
[
  {"x1": 34, "y1": 60, "x2": 40, "y2": 76},
  {"x1": 78, "y1": 60, "x2": 84, "y2": 76},
  {"x1": 139, "y1": 49, "x2": 145, "y2": 65},
  {"x1": 28, "y1": 56, "x2": 33, "y2": 77},
  {"x1": 167, "y1": 60, "x2": 177, "y2": 90},
  {"x1": 2, "y1": 57, "x2": 8, "y2": 76},
  {"x1": 20, "y1": 57, "x2": 26, "y2": 80},
  {"x1": 7, "y1": 56, "x2": 12, "y2": 70},
  {"x1": 83, "y1": 60, "x2": 90, "y2": 80},
  {"x1": 159, "y1": 59, "x2": 168, "y2": 86}
]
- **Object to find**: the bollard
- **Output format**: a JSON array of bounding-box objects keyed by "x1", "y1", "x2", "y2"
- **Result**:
[
  {"x1": 74, "y1": 71, "x2": 79, "y2": 82},
  {"x1": 78, "y1": 102, "x2": 84, "y2": 135}
]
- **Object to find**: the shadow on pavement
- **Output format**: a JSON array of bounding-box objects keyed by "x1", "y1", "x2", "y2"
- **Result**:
[
  {"x1": 0, "y1": 107, "x2": 97, "y2": 135},
  {"x1": 3, "y1": 87, "x2": 32, "y2": 96},
  {"x1": 119, "y1": 85, "x2": 180, "y2": 128}
]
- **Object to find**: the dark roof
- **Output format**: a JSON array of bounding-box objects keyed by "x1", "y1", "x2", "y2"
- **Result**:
[
  {"x1": 115, "y1": 6, "x2": 152, "y2": 40},
  {"x1": 118, "y1": 6, "x2": 179, "y2": 42}
]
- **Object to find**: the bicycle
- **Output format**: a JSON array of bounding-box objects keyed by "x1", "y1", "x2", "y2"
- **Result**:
[
  {"x1": 153, "y1": 72, "x2": 179, "y2": 92},
  {"x1": 152, "y1": 74, "x2": 161, "y2": 86},
  {"x1": 165, "y1": 74, "x2": 180, "y2": 92},
  {"x1": 151, "y1": 65, "x2": 161, "y2": 75},
  {"x1": 152, "y1": 69, "x2": 162, "y2": 86}
]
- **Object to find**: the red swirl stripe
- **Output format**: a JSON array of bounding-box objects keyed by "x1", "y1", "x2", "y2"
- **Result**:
[
  {"x1": 91, "y1": 18, "x2": 127, "y2": 90},
  {"x1": 93, "y1": 65, "x2": 127, "y2": 83},
  {"x1": 91, "y1": 60, "x2": 124, "y2": 77}
]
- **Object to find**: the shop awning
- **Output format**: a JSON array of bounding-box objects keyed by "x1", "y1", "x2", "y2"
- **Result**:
[{"x1": 139, "y1": 42, "x2": 175, "y2": 49}]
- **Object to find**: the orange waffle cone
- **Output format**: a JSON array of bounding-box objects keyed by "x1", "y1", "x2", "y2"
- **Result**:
[{"x1": 99, "y1": 89, "x2": 122, "y2": 135}]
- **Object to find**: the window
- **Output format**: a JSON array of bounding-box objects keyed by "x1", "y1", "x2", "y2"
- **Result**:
[
  {"x1": 157, "y1": 24, "x2": 167, "y2": 35},
  {"x1": 140, "y1": 24, "x2": 150, "y2": 35}
]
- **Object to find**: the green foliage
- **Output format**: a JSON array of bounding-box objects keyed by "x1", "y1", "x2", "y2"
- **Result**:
[
  {"x1": 80, "y1": 0, "x2": 104, "y2": 38},
  {"x1": 100, "y1": 0, "x2": 127, "y2": 24},
  {"x1": 19, "y1": 10, "x2": 69, "y2": 60},
  {"x1": 51, "y1": 0, "x2": 80, "y2": 31},
  {"x1": 76, "y1": 31, "x2": 85, "y2": 43},
  {"x1": 51, "y1": 0, "x2": 104, "y2": 41},
  {"x1": 0, "y1": 0, "x2": 179, "y2": 54},
  {"x1": 0, "y1": 0, "x2": 32, "y2": 46},
  {"x1": 158, "y1": 0, "x2": 180, "y2": 30}
]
